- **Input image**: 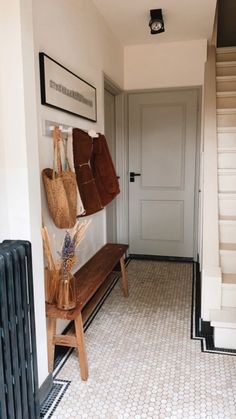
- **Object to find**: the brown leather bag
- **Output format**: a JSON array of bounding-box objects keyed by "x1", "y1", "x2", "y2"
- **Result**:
[
  {"x1": 90, "y1": 133, "x2": 120, "y2": 207},
  {"x1": 73, "y1": 128, "x2": 103, "y2": 216}
]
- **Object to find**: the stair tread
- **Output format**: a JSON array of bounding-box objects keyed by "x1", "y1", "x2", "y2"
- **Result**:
[
  {"x1": 211, "y1": 307, "x2": 236, "y2": 326},
  {"x1": 216, "y1": 108, "x2": 236, "y2": 116},
  {"x1": 217, "y1": 127, "x2": 236, "y2": 132},
  {"x1": 216, "y1": 108, "x2": 236, "y2": 114},
  {"x1": 217, "y1": 47, "x2": 236, "y2": 53},
  {"x1": 217, "y1": 75, "x2": 236, "y2": 81},
  {"x1": 219, "y1": 192, "x2": 236, "y2": 197},
  {"x1": 220, "y1": 242, "x2": 236, "y2": 251},
  {"x1": 217, "y1": 108, "x2": 236, "y2": 113},
  {"x1": 222, "y1": 273, "x2": 236, "y2": 284},
  {"x1": 217, "y1": 91, "x2": 236, "y2": 96},
  {"x1": 218, "y1": 167, "x2": 236, "y2": 173},
  {"x1": 218, "y1": 147, "x2": 236, "y2": 152},
  {"x1": 217, "y1": 61, "x2": 236, "y2": 67}
]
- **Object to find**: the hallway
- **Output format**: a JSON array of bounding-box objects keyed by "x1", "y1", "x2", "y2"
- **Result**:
[{"x1": 41, "y1": 260, "x2": 236, "y2": 418}]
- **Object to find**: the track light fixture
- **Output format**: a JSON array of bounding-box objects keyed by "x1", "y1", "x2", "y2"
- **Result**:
[{"x1": 149, "y1": 9, "x2": 165, "y2": 35}]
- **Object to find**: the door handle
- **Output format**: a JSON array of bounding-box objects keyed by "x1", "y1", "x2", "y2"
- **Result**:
[{"x1": 130, "y1": 172, "x2": 141, "y2": 182}]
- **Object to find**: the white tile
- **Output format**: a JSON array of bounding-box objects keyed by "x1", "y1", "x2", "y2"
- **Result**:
[{"x1": 47, "y1": 260, "x2": 236, "y2": 419}]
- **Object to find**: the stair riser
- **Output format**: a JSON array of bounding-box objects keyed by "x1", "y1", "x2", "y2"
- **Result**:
[
  {"x1": 217, "y1": 65, "x2": 236, "y2": 77},
  {"x1": 217, "y1": 80, "x2": 236, "y2": 92},
  {"x1": 217, "y1": 113, "x2": 236, "y2": 127},
  {"x1": 222, "y1": 286, "x2": 236, "y2": 307},
  {"x1": 219, "y1": 197, "x2": 236, "y2": 216},
  {"x1": 217, "y1": 52, "x2": 236, "y2": 62},
  {"x1": 218, "y1": 132, "x2": 236, "y2": 148},
  {"x1": 220, "y1": 222, "x2": 236, "y2": 243},
  {"x1": 218, "y1": 153, "x2": 236, "y2": 169},
  {"x1": 218, "y1": 173, "x2": 236, "y2": 192},
  {"x1": 217, "y1": 96, "x2": 236, "y2": 108},
  {"x1": 214, "y1": 327, "x2": 236, "y2": 349},
  {"x1": 220, "y1": 252, "x2": 236, "y2": 273}
]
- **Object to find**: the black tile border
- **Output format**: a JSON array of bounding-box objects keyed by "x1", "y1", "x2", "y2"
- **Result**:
[
  {"x1": 129, "y1": 254, "x2": 193, "y2": 263},
  {"x1": 191, "y1": 262, "x2": 236, "y2": 355},
  {"x1": 126, "y1": 257, "x2": 236, "y2": 355}
]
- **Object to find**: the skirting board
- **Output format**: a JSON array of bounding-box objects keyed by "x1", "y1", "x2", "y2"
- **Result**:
[
  {"x1": 129, "y1": 254, "x2": 193, "y2": 263},
  {"x1": 191, "y1": 262, "x2": 236, "y2": 355}
]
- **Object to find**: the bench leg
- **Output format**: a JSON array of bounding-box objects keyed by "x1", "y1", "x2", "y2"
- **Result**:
[
  {"x1": 47, "y1": 318, "x2": 56, "y2": 373},
  {"x1": 74, "y1": 313, "x2": 88, "y2": 381},
  {"x1": 120, "y1": 256, "x2": 129, "y2": 297}
]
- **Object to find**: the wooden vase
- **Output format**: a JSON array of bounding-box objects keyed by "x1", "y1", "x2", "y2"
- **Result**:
[
  {"x1": 45, "y1": 268, "x2": 60, "y2": 304},
  {"x1": 57, "y1": 272, "x2": 76, "y2": 310}
]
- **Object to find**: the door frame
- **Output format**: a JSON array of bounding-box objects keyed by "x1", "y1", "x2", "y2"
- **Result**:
[
  {"x1": 103, "y1": 75, "x2": 128, "y2": 244},
  {"x1": 103, "y1": 82, "x2": 202, "y2": 260},
  {"x1": 123, "y1": 86, "x2": 202, "y2": 261}
]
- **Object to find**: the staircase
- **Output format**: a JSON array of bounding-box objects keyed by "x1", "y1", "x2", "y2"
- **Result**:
[{"x1": 210, "y1": 47, "x2": 236, "y2": 349}]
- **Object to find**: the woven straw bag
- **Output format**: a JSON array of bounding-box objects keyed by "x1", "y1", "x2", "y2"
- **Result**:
[{"x1": 42, "y1": 127, "x2": 77, "y2": 229}]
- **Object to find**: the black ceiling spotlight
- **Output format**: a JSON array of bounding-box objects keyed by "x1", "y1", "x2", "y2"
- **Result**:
[{"x1": 149, "y1": 9, "x2": 165, "y2": 35}]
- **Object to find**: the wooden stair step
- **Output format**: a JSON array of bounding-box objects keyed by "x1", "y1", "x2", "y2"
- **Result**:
[
  {"x1": 217, "y1": 91, "x2": 236, "y2": 97},
  {"x1": 220, "y1": 215, "x2": 236, "y2": 221},
  {"x1": 222, "y1": 273, "x2": 236, "y2": 284},
  {"x1": 217, "y1": 61, "x2": 236, "y2": 67},
  {"x1": 217, "y1": 108, "x2": 236, "y2": 114},
  {"x1": 217, "y1": 76, "x2": 236, "y2": 82},
  {"x1": 217, "y1": 127, "x2": 236, "y2": 133},
  {"x1": 211, "y1": 307, "x2": 236, "y2": 327},
  {"x1": 220, "y1": 242, "x2": 236, "y2": 251}
]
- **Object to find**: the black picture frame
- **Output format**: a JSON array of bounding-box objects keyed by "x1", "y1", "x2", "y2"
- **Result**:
[{"x1": 39, "y1": 53, "x2": 97, "y2": 122}]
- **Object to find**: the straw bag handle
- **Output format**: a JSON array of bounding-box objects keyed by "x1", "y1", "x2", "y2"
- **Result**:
[
  {"x1": 62, "y1": 136, "x2": 72, "y2": 172},
  {"x1": 52, "y1": 127, "x2": 63, "y2": 179}
]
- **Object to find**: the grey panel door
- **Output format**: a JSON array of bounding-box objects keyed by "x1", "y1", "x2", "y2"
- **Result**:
[{"x1": 128, "y1": 89, "x2": 198, "y2": 257}]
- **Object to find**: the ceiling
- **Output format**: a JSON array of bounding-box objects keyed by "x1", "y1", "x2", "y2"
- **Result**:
[{"x1": 92, "y1": 0, "x2": 217, "y2": 46}]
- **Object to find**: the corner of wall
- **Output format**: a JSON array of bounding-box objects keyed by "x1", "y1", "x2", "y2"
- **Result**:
[{"x1": 201, "y1": 266, "x2": 222, "y2": 321}]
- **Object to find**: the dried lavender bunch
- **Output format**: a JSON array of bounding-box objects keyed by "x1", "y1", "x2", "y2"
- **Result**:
[
  {"x1": 59, "y1": 220, "x2": 91, "y2": 277},
  {"x1": 61, "y1": 231, "x2": 76, "y2": 276}
]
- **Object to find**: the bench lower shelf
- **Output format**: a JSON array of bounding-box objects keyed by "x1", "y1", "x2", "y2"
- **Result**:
[{"x1": 53, "y1": 271, "x2": 119, "y2": 348}]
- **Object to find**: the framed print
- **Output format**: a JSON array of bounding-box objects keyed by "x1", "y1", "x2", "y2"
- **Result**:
[{"x1": 39, "y1": 53, "x2": 97, "y2": 122}]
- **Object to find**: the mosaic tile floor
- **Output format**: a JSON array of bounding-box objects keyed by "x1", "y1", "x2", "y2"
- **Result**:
[{"x1": 49, "y1": 260, "x2": 236, "y2": 418}]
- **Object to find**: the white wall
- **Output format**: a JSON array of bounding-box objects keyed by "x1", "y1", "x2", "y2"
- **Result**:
[
  {"x1": 31, "y1": 0, "x2": 124, "y2": 379},
  {"x1": 124, "y1": 39, "x2": 207, "y2": 90},
  {"x1": 33, "y1": 0, "x2": 124, "y2": 127},
  {"x1": 32, "y1": 0, "x2": 124, "y2": 262},
  {"x1": 0, "y1": 0, "x2": 48, "y2": 387}
]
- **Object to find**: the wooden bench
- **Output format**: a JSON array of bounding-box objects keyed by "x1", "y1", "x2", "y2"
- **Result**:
[{"x1": 46, "y1": 243, "x2": 129, "y2": 380}]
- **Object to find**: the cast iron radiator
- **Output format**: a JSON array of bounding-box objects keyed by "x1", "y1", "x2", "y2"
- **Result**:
[{"x1": 0, "y1": 241, "x2": 39, "y2": 419}]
